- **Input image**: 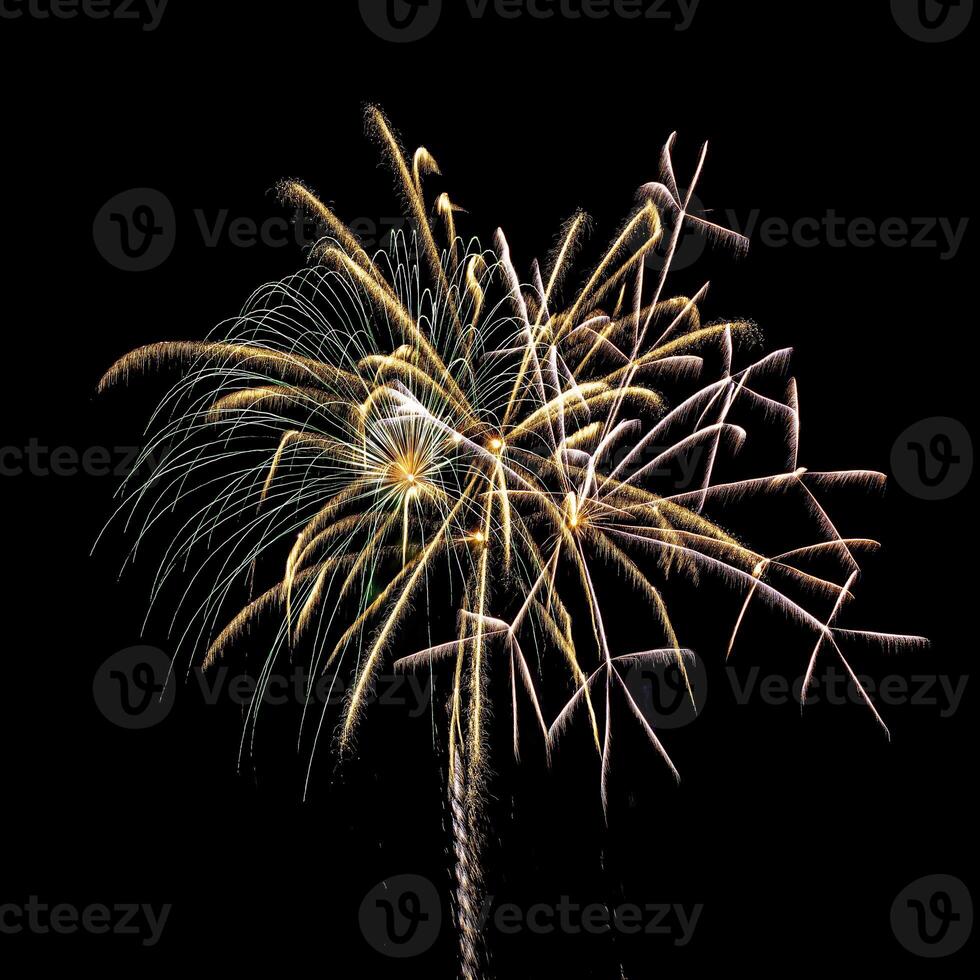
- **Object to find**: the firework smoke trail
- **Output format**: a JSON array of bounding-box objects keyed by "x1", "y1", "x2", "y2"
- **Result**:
[
  {"x1": 98, "y1": 107, "x2": 928, "y2": 978},
  {"x1": 451, "y1": 751, "x2": 482, "y2": 980}
]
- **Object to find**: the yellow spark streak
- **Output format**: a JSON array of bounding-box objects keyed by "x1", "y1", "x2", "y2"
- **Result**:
[
  {"x1": 602, "y1": 322, "x2": 756, "y2": 386},
  {"x1": 502, "y1": 210, "x2": 588, "y2": 430},
  {"x1": 412, "y1": 146, "x2": 442, "y2": 190},
  {"x1": 468, "y1": 498, "x2": 495, "y2": 766},
  {"x1": 494, "y1": 460, "x2": 512, "y2": 572},
  {"x1": 261, "y1": 430, "x2": 339, "y2": 504},
  {"x1": 465, "y1": 255, "x2": 486, "y2": 330},
  {"x1": 366, "y1": 106, "x2": 464, "y2": 339},
  {"x1": 497, "y1": 214, "x2": 585, "y2": 446},
  {"x1": 99, "y1": 341, "x2": 367, "y2": 396},
  {"x1": 563, "y1": 201, "x2": 662, "y2": 330},
  {"x1": 320, "y1": 246, "x2": 472, "y2": 414},
  {"x1": 358, "y1": 353, "x2": 477, "y2": 428},
  {"x1": 543, "y1": 210, "x2": 589, "y2": 313},
  {"x1": 340, "y1": 483, "x2": 476, "y2": 748},
  {"x1": 506, "y1": 386, "x2": 663, "y2": 443},
  {"x1": 402, "y1": 486, "x2": 416, "y2": 566},
  {"x1": 437, "y1": 193, "x2": 462, "y2": 272},
  {"x1": 279, "y1": 181, "x2": 389, "y2": 291},
  {"x1": 295, "y1": 515, "x2": 399, "y2": 642}
]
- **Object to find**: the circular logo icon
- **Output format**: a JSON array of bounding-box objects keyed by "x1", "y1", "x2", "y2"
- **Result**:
[
  {"x1": 93, "y1": 645, "x2": 175, "y2": 729},
  {"x1": 359, "y1": 875, "x2": 442, "y2": 958},
  {"x1": 891, "y1": 417, "x2": 973, "y2": 501},
  {"x1": 891, "y1": 0, "x2": 973, "y2": 42},
  {"x1": 891, "y1": 874, "x2": 973, "y2": 957},
  {"x1": 359, "y1": 0, "x2": 442, "y2": 43},
  {"x1": 622, "y1": 652, "x2": 707, "y2": 730},
  {"x1": 93, "y1": 188, "x2": 176, "y2": 271}
]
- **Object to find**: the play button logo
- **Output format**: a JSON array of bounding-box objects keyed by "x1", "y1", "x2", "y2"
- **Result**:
[
  {"x1": 360, "y1": 0, "x2": 443, "y2": 43},
  {"x1": 891, "y1": 0, "x2": 973, "y2": 42}
]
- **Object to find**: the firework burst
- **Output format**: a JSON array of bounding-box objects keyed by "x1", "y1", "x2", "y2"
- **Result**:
[{"x1": 99, "y1": 107, "x2": 927, "y2": 979}]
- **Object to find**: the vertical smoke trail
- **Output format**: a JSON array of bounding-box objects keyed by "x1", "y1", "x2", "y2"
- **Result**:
[{"x1": 451, "y1": 759, "x2": 483, "y2": 980}]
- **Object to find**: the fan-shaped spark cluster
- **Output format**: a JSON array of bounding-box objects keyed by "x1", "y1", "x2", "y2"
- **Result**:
[{"x1": 100, "y1": 108, "x2": 926, "y2": 980}]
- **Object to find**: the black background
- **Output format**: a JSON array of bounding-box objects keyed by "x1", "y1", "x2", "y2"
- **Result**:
[{"x1": 1, "y1": 2, "x2": 973, "y2": 976}]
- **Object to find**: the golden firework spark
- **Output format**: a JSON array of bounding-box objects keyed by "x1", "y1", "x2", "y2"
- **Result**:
[{"x1": 100, "y1": 107, "x2": 927, "y2": 979}]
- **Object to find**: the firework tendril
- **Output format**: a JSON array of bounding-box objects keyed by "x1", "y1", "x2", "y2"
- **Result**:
[{"x1": 99, "y1": 107, "x2": 928, "y2": 979}]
